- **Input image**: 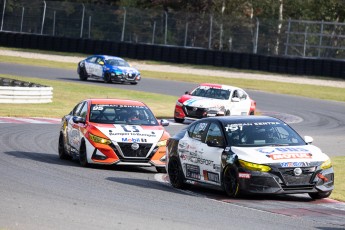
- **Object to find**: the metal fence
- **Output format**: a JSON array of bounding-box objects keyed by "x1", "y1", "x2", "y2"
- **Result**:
[{"x1": 1, "y1": 0, "x2": 345, "y2": 60}]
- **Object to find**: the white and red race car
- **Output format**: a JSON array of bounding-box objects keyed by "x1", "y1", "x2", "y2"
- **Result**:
[
  {"x1": 58, "y1": 98, "x2": 170, "y2": 173},
  {"x1": 174, "y1": 83, "x2": 256, "y2": 123}
]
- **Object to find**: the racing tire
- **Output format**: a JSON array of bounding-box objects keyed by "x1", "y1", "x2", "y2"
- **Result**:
[
  {"x1": 79, "y1": 141, "x2": 89, "y2": 167},
  {"x1": 222, "y1": 165, "x2": 241, "y2": 198},
  {"x1": 168, "y1": 158, "x2": 188, "y2": 189},
  {"x1": 174, "y1": 117, "x2": 184, "y2": 123},
  {"x1": 78, "y1": 68, "x2": 88, "y2": 81},
  {"x1": 58, "y1": 133, "x2": 71, "y2": 160},
  {"x1": 156, "y1": 167, "x2": 167, "y2": 173},
  {"x1": 130, "y1": 82, "x2": 138, "y2": 85},
  {"x1": 308, "y1": 191, "x2": 332, "y2": 199},
  {"x1": 103, "y1": 73, "x2": 112, "y2": 83}
]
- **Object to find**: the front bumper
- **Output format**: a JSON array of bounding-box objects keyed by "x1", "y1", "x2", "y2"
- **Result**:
[
  {"x1": 110, "y1": 72, "x2": 141, "y2": 83},
  {"x1": 237, "y1": 167, "x2": 334, "y2": 195},
  {"x1": 174, "y1": 105, "x2": 224, "y2": 119}
]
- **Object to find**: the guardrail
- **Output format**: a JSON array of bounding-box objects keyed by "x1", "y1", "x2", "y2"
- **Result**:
[{"x1": 0, "y1": 78, "x2": 53, "y2": 103}]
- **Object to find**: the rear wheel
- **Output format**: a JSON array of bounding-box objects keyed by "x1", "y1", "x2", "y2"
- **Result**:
[
  {"x1": 168, "y1": 158, "x2": 187, "y2": 189},
  {"x1": 174, "y1": 117, "x2": 184, "y2": 123},
  {"x1": 79, "y1": 141, "x2": 89, "y2": 167},
  {"x1": 78, "y1": 68, "x2": 88, "y2": 81},
  {"x1": 222, "y1": 165, "x2": 240, "y2": 198},
  {"x1": 58, "y1": 133, "x2": 71, "y2": 160},
  {"x1": 308, "y1": 191, "x2": 332, "y2": 199}
]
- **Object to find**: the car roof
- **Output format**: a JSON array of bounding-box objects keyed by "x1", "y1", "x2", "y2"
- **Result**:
[
  {"x1": 198, "y1": 83, "x2": 241, "y2": 91},
  {"x1": 200, "y1": 116, "x2": 283, "y2": 124},
  {"x1": 93, "y1": 55, "x2": 124, "y2": 61},
  {"x1": 86, "y1": 98, "x2": 146, "y2": 106}
]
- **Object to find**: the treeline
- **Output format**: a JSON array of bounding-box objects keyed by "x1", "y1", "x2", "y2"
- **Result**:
[{"x1": 43, "y1": 0, "x2": 345, "y2": 22}]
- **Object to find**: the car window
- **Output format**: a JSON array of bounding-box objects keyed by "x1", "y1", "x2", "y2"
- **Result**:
[
  {"x1": 205, "y1": 122, "x2": 224, "y2": 146},
  {"x1": 86, "y1": 56, "x2": 97, "y2": 63},
  {"x1": 191, "y1": 86, "x2": 230, "y2": 100},
  {"x1": 89, "y1": 104, "x2": 158, "y2": 125},
  {"x1": 72, "y1": 102, "x2": 85, "y2": 116},
  {"x1": 225, "y1": 121, "x2": 305, "y2": 146},
  {"x1": 237, "y1": 89, "x2": 247, "y2": 100},
  {"x1": 190, "y1": 121, "x2": 208, "y2": 141},
  {"x1": 79, "y1": 102, "x2": 88, "y2": 119}
]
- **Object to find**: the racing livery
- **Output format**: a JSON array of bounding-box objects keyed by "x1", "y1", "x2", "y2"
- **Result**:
[
  {"x1": 174, "y1": 83, "x2": 256, "y2": 123},
  {"x1": 77, "y1": 55, "x2": 141, "y2": 84},
  {"x1": 58, "y1": 99, "x2": 170, "y2": 172},
  {"x1": 166, "y1": 116, "x2": 334, "y2": 199}
]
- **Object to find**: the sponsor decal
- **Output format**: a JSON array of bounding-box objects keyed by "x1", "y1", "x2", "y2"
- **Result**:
[
  {"x1": 225, "y1": 122, "x2": 281, "y2": 132},
  {"x1": 203, "y1": 170, "x2": 220, "y2": 183},
  {"x1": 280, "y1": 162, "x2": 310, "y2": 167},
  {"x1": 183, "y1": 154, "x2": 214, "y2": 165},
  {"x1": 213, "y1": 164, "x2": 221, "y2": 172},
  {"x1": 239, "y1": 172, "x2": 251, "y2": 179},
  {"x1": 268, "y1": 153, "x2": 312, "y2": 160},
  {"x1": 122, "y1": 137, "x2": 140, "y2": 143},
  {"x1": 186, "y1": 164, "x2": 200, "y2": 180}
]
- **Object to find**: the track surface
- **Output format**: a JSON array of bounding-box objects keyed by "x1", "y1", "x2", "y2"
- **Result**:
[{"x1": 0, "y1": 63, "x2": 345, "y2": 229}]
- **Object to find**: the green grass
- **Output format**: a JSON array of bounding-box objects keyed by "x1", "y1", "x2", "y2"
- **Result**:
[
  {"x1": 0, "y1": 74, "x2": 176, "y2": 118},
  {"x1": 0, "y1": 47, "x2": 344, "y2": 202}
]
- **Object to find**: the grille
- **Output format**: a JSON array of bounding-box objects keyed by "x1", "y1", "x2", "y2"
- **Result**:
[
  {"x1": 126, "y1": 73, "x2": 136, "y2": 80},
  {"x1": 184, "y1": 106, "x2": 207, "y2": 118},
  {"x1": 117, "y1": 142, "x2": 152, "y2": 158},
  {"x1": 278, "y1": 167, "x2": 316, "y2": 186}
]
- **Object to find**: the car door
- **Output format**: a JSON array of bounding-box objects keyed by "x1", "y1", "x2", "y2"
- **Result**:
[
  {"x1": 197, "y1": 122, "x2": 224, "y2": 185},
  {"x1": 178, "y1": 121, "x2": 209, "y2": 181},
  {"x1": 84, "y1": 56, "x2": 97, "y2": 75},
  {"x1": 93, "y1": 57, "x2": 104, "y2": 77},
  {"x1": 228, "y1": 89, "x2": 251, "y2": 115},
  {"x1": 67, "y1": 101, "x2": 88, "y2": 152}
]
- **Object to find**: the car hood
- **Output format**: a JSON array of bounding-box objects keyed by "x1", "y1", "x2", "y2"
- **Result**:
[
  {"x1": 181, "y1": 96, "x2": 227, "y2": 108},
  {"x1": 96, "y1": 124, "x2": 164, "y2": 144},
  {"x1": 230, "y1": 145, "x2": 330, "y2": 164},
  {"x1": 106, "y1": 65, "x2": 139, "y2": 74}
]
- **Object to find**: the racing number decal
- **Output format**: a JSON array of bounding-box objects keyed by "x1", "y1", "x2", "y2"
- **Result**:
[{"x1": 121, "y1": 125, "x2": 140, "y2": 133}]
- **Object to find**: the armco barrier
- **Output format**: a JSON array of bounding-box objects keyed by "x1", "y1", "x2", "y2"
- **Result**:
[
  {"x1": 0, "y1": 78, "x2": 53, "y2": 104},
  {"x1": 0, "y1": 31, "x2": 344, "y2": 80}
]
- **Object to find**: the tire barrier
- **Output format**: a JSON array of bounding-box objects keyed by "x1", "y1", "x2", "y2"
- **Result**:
[
  {"x1": 0, "y1": 31, "x2": 345, "y2": 80},
  {"x1": 0, "y1": 78, "x2": 53, "y2": 103}
]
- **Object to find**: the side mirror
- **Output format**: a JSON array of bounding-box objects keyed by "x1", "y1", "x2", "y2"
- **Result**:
[
  {"x1": 231, "y1": 97, "x2": 240, "y2": 102},
  {"x1": 160, "y1": 119, "x2": 169, "y2": 127},
  {"x1": 304, "y1": 136, "x2": 313, "y2": 144},
  {"x1": 206, "y1": 139, "x2": 224, "y2": 147},
  {"x1": 72, "y1": 116, "x2": 85, "y2": 124},
  {"x1": 185, "y1": 91, "x2": 190, "y2": 95}
]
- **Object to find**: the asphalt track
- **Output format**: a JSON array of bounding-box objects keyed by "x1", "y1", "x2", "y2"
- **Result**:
[{"x1": 0, "y1": 63, "x2": 345, "y2": 229}]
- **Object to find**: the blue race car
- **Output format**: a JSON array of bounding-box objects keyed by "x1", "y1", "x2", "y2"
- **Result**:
[{"x1": 77, "y1": 55, "x2": 141, "y2": 85}]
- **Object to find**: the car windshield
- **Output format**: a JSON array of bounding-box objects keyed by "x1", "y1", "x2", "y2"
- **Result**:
[
  {"x1": 106, "y1": 59, "x2": 130, "y2": 67},
  {"x1": 89, "y1": 104, "x2": 158, "y2": 125},
  {"x1": 191, "y1": 86, "x2": 230, "y2": 100},
  {"x1": 224, "y1": 121, "x2": 305, "y2": 147}
]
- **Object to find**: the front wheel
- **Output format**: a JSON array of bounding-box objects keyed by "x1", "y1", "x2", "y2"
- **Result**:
[
  {"x1": 79, "y1": 142, "x2": 89, "y2": 167},
  {"x1": 222, "y1": 165, "x2": 240, "y2": 198},
  {"x1": 168, "y1": 158, "x2": 187, "y2": 189},
  {"x1": 103, "y1": 73, "x2": 112, "y2": 83},
  {"x1": 308, "y1": 191, "x2": 332, "y2": 199},
  {"x1": 130, "y1": 82, "x2": 138, "y2": 85}
]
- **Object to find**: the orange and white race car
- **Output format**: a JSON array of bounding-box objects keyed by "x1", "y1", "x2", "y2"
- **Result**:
[{"x1": 58, "y1": 98, "x2": 170, "y2": 173}]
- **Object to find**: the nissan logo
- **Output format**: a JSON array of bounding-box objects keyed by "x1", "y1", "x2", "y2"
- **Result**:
[
  {"x1": 131, "y1": 143, "x2": 139, "y2": 150},
  {"x1": 293, "y1": 168, "x2": 302, "y2": 176}
]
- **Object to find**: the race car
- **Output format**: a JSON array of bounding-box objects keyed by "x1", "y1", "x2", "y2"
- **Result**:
[
  {"x1": 166, "y1": 116, "x2": 334, "y2": 199},
  {"x1": 77, "y1": 55, "x2": 141, "y2": 84},
  {"x1": 58, "y1": 99, "x2": 170, "y2": 173},
  {"x1": 174, "y1": 83, "x2": 256, "y2": 123}
]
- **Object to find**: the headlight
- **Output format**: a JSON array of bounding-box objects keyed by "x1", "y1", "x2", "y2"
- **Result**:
[
  {"x1": 320, "y1": 159, "x2": 332, "y2": 169},
  {"x1": 176, "y1": 101, "x2": 183, "y2": 107},
  {"x1": 156, "y1": 140, "x2": 167, "y2": 147},
  {"x1": 239, "y1": 160, "x2": 271, "y2": 172},
  {"x1": 89, "y1": 133, "x2": 112, "y2": 145}
]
